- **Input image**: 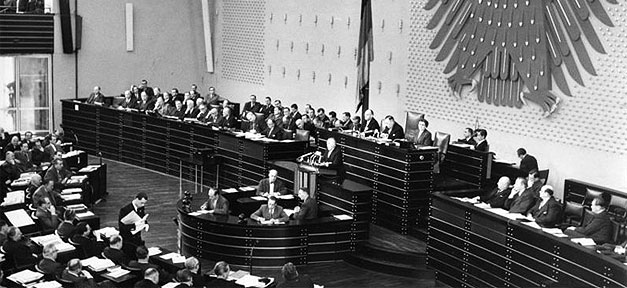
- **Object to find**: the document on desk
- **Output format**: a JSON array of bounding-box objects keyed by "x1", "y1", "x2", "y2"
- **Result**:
[
  {"x1": 6, "y1": 269, "x2": 43, "y2": 284},
  {"x1": 5, "y1": 209, "x2": 35, "y2": 227},
  {"x1": 236, "y1": 275, "x2": 272, "y2": 287},
  {"x1": 78, "y1": 165, "x2": 100, "y2": 173},
  {"x1": 276, "y1": 194, "x2": 294, "y2": 200},
  {"x1": 160, "y1": 252, "x2": 179, "y2": 260},
  {"x1": 162, "y1": 283, "x2": 179, "y2": 288},
  {"x1": 251, "y1": 196, "x2": 267, "y2": 201},
  {"x1": 239, "y1": 186, "x2": 256, "y2": 192},
  {"x1": 94, "y1": 227, "x2": 119, "y2": 241},
  {"x1": 60, "y1": 193, "x2": 82, "y2": 201},
  {"x1": 571, "y1": 238, "x2": 596, "y2": 246},
  {"x1": 76, "y1": 211, "x2": 96, "y2": 218},
  {"x1": 222, "y1": 188, "x2": 239, "y2": 193},
  {"x1": 172, "y1": 255, "x2": 187, "y2": 263},
  {"x1": 31, "y1": 281, "x2": 63, "y2": 288},
  {"x1": 521, "y1": 221, "x2": 541, "y2": 229},
  {"x1": 147, "y1": 247, "x2": 162, "y2": 256},
  {"x1": 1, "y1": 190, "x2": 25, "y2": 206},
  {"x1": 541, "y1": 228, "x2": 568, "y2": 237},
  {"x1": 106, "y1": 267, "x2": 130, "y2": 278},
  {"x1": 62, "y1": 188, "x2": 83, "y2": 195},
  {"x1": 473, "y1": 203, "x2": 491, "y2": 209},
  {"x1": 333, "y1": 214, "x2": 353, "y2": 221}
]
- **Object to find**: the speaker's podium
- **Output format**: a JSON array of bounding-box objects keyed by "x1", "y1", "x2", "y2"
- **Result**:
[{"x1": 271, "y1": 158, "x2": 337, "y2": 198}]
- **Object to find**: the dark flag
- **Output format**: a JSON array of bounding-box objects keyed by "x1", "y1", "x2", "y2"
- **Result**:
[{"x1": 355, "y1": 0, "x2": 373, "y2": 114}]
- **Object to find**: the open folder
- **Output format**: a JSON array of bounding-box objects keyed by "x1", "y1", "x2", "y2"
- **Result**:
[{"x1": 120, "y1": 211, "x2": 149, "y2": 235}]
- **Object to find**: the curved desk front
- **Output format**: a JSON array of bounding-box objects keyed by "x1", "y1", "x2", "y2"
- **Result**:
[{"x1": 177, "y1": 200, "x2": 355, "y2": 268}]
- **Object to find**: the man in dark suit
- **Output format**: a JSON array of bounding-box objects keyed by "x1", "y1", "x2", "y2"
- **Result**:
[
  {"x1": 257, "y1": 169, "x2": 287, "y2": 196},
  {"x1": 414, "y1": 118, "x2": 433, "y2": 146},
  {"x1": 250, "y1": 196, "x2": 290, "y2": 223},
  {"x1": 241, "y1": 94, "x2": 262, "y2": 117},
  {"x1": 287, "y1": 104, "x2": 302, "y2": 131},
  {"x1": 195, "y1": 103, "x2": 210, "y2": 122},
  {"x1": 0, "y1": 152, "x2": 20, "y2": 201},
  {"x1": 70, "y1": 223, "x2": 102, "y2": 258},
  {"x1": 86, "y1": 86, "x2": 105, "y2": 104},
  {"x1": 33, "y1": 179, "x2": 61, "y2": 209},
  {"x1": 138, "y1": 92, "x2": 155, "y2": 111},
  {"x1": 3, "y1": 227, "x2": 37, "y2": 270},
  {"x1": 517, "y1": 148, "x2": 539, "y2": 175},
  {"x1": 103, "y1": 235, "x2": 129, "y2": 265},
  {"x1": 168, "y1": 100, "x2": 186, "y2": 119},
  {"x1": 38, "y1": 243, "x2": 64, "y2": 279},
  {"x1": 473, "y1": 129, "x2": 489, "y2": 152},
  {"x1": 44, "y1": 159, "x2": 71, "y2": 189},
  {"x1": 219, "y1": 107, "x2": 237, "y2": 129},
  {"x1": 134, "y1": 268, "x2": 161, "y2": 288},
  {"x1": 260, "y1": 96, "x2": 274, "y2": 118},
  {"x1": 456, "y1": 128, "x2": 477, "y2": 145},
  {"x1": 139, "y1": 80, "x2": 155, "y2": 98},
  {"x1": 31, "y1": 139, "x2": 48, "y2": 166},
  {"x1": 188, "y1": 84, "x2": 201, "y2": 101},
  {"x1": 526, "y1": 170, "x2": 543, "y2": 198},
  {"x1": 14, "y1": 142, "x2": 34, "y2": 172},
  {"x1": 241, "y1": 111, "x2": 265, "y2": 133},
  {"x1": 128, "y1": 246, "x2": 170, "y2": 284},
  {"x1": 528, "y1": 185, "x2": 561, "y2": 228},
  {"x1": 184, "y1": 257, "x2": 207, "y2": 288},
  {"x1": 263, "y1": 119, "x2": 287, "y2": 140},
  {"x1": 61, "y1": 259, "x2": 97, "y2": 288},
  {"x1": 381, "y1": 115, "x2": 405, "y2": 140},
  {"x1": 505, "y1": 177, "x2": 535, "y2": 214},
  {"x1": 44, "y1": 134, "x2": 64, "y2": 161},
  {"x1": 360, "y1": 109, "x2": 380, "y2": 136},
  {"x1": 174, "y1": 269, "x2": 194, "y2": 287},
  {"x1": 565, "y1": 197, "x2": 613, "y2": 244},
  {"x1": 135, "y1": 268, "x2": 161, "y2": 288},
  {"x1": 119, "y1": 90, "x2": 139, "y2": 110},
  {"x1": 200, "y1": 187, "x2": 229, "y2": 214},
  {"x1": 478, "y1": 176, "x2": 511, "y2": 209},
  {"x1": 4, "y1": 136, "x2": 20, "y2": 154},
  {"x1": 119, "y1": 192, "x2": 148, "y2": 257},
  {"x1": 292, "y1": 188, "x2": 317, "y2": 220},
  {"x1": 207, "y1": 261, "x2": 244, "y2": 288},
  {"x1": 35, "y1": 197, "x2": 60, "y2": 233}
]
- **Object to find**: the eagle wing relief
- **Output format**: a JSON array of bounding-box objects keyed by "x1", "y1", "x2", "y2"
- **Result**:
[{"x1": 425, "y1": 0, "x2": 615, "y2": 116}]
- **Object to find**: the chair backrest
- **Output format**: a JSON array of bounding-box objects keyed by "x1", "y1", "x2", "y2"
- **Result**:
[
  {"x1": 609, "y1": 196, "x2": 627, "y2": 220},
  {"x1": 56, "y1": 274, "x2": 76, "y2": 287},
  {"x1": 610, "y1": 219, "x2": 625, "y2": 244},
  {"x1": 563, "y1": 201, "x2": 584, "y2": 226},
  {"x1": 404, "y1": 111, "x2": 425, "y2": 142},
  {"x1": 536, "y1": 169, "x2": 549, "y2": 185},
  {"x1": 433, "y1": 132, "x2": 450, "y2": 154},
  {"x1": 295, "y1": 129, "x2": 310, "y2": 141},
  {"x1": 584, "y1": 188, "x2": 605, "y2": 205}
]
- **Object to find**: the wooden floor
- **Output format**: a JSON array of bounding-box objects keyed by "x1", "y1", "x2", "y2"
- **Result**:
[{"x1": 92, "y1": 157, "x2": 439, "y2": 287}]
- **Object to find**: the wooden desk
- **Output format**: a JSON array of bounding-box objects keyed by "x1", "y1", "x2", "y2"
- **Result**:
[
  {"x1": 61, "y1": 100, "x2": 308, "y2": 189},
  {"x1": 178, "y1": 199, "x2": 354, "y2": 268},
  {"x1": 317, "y1": 129, "x2": 437, "y2": 235},
  {"x1": 441, "y1": 144, "x2": 493, "y2": 189},
  {"x1": 428, "y1": 193, "x2": 627, "y2": 288}
]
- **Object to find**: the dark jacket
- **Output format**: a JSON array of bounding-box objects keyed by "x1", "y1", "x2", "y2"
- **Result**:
[
  {"x1": 415, "y1": 130, "x2": 433, "y2": 146},
  {"x1": 201, "y1": 195, "x2": 230, "y2": 215},
  {"x1": 528, "y1": 197, "x2": 561, "y2": 228},
  {"x1": 481, "y1": 187, "x2": 511, "y2": 209},
  {"x1": 257, "y1": 178, "x2": 287, "y2": 195},
  {"x1": 505, "y1": 189, "x2": 536, "y2": 214},
  {"x1": 360, "y1": 118, "x2": 380, "y2": 136},
  {"x1": 293, "y1": 197, "x2": 318, "y2": 220},
  {"x1": 263, "y1": 126, "x2": 287, "y2": 140},
  {"x1": 382, "y1": 122, "x2": 405, "y2": 140},
  {"x1": 573, "y1": 211, "x2": 613, "y2": 244},
  {"x1": 519, "y1": 154, "x2": 539, "y2": 175},
  {"x1": 103, "y1": 246, "x2": 129, "y2": 266},
  {"x1": 38, "y1": 257, "x2": 64, "y2": 278}
]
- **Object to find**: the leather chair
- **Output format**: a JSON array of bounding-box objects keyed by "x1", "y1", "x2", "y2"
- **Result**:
[
  {"x1": 562, "y1": 200, "x2": 584, "y2": 227},
  {"x1": 295, "y1": 129, "x2": 310, "y2": 142},
  {"x1": 404, "y1": 111, "x2": 425, "y2": 142},
  {"x1": 609, "y1": 196, "x2": 627, "y2": 221},
  {"x1": 583, "y1": 188, "x2": 605, "y2": 207},
  {"x1": 537, "y1": 169, "x2": 549, "y2": 185},
  {"x1": 610, "y1": 219, "x2": 625, "y2": 244},
  {"x1": 432, "y1": 132, "x2": 450, "y2": 174}
]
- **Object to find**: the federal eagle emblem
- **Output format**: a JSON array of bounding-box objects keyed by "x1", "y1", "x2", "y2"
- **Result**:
[{"x1": 425, "y1": 0, "x2": 616, "y2": 116}]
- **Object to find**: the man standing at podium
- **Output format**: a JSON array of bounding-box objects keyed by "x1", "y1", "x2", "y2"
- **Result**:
[
  {"x1": 119, "y1": 192, "x2": 149, "y2": 257},
  {"x1": 256, "y1": 169, "x2": 287, "y2": 196}
]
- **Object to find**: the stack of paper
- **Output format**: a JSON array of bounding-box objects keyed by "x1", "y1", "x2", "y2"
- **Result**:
[
  {"x1": 61, "y1": 188, "x2": 83, "y2": 195},
  {"x1": 106, "y1": 267, "x2": 130, "y2": 278},
  {"x1": 61, "y1": 194, "x2": 82, "y2": 201},
  {"x1": 80, "y1": 256, "x2": 115, "y2": 272},
  {"x1": 228, "y1": 270, "x2": 249, "y2": 280},
  {"x1": 333, "y1": 214, "x2": 353, "y2": 221},
  {"x1": 235, "y1": 275, "x2": 272, "y2": 287},
  {"x1": 162, "y1": 283, "x2": 179, "y2": 288},
  {"x1": 542, "y1": 228, "x2": 569, "y2": 237},
  {"x1": 31, "y1": 234, "x2": 75, "y2": 252},
  {"x1": 65, "y1": 204, "x2": 88, "y2": 211},
  {"x1": 160, "y1": 252, "x2": 179, "y2": 260},
  {"x1": 76, "y1": 211, "x2": 96, "y2": 218},
  {"x1": 94, "y1": 227, "x2": 119, "y2": 241},
  {"x1": 239, "y1": 186, "x2": 256, "y2": 192},
  {"x1": 222, "y1": 188, "x2": 239, "y2": 193},
  {"x1": 5, "y1": 209, "x2": 35, "y2": 227},
  {"x1": 10, "y1": 179, "x2": 29, "y2": 187},
  {"x1": 276, "y1": 194, "x2": 294, "y2": 200},
  {"x1": 78, "y1": 165, "x2": 100, "y2": 173},
  {"x1": 502, "y1": 213, "x2": 527, "y2": 220},
  {"x1": 473, "y1": 203, "x2": 491, "y2": 209},
  {"x1": 31, "y1": 281, "x2": 62, "y2": 288},
  {"x1": 1, "y1": 190, "x2": 25, "y2": 206},
  {"x1": 172, "y1": 255, "x2": 186, "y2": 263},
  {"x1": 147, "y1": 247, "x2": 162, "y2": 256},
  {"x1": 6, "y1": 269, "x2": 43, "y2": 284},
  {"x1": 571, "y1": 238, "x2": 596, "y2": 246},
  {"x1": 251, "y1": 196, "x2": 266, "y2": 201}
]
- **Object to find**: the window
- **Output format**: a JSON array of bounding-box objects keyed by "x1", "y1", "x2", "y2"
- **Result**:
[{"x1": 0, "y1": 55, "x2": 52, "y2": 136}]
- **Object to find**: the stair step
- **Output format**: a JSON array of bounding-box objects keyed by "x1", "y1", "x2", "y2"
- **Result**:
[
  {"x1": 356, "y1": 242, "x2": 426, "y2": 266},
  {"x1": 344, "y1": 253, "x2": 435, "y2": 278}
]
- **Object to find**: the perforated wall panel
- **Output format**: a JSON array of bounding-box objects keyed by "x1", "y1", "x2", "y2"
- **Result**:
[
  {"x1": 408, "y1": 0, "x2": 627, "y2": 154},
  {"x1": 220, "y1": 0, "x2": 266, "y2": 85}
]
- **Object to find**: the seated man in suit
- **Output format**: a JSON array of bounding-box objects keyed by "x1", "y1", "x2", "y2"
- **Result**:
[
  {"x1": 241, "y1": 94, "x2": 262, "y2": 117},
  {"x1": 0, "y1": 151, "x2": 20, "y2": 201},
  {"x1": 138, "y1": 92, "x2": 155, "y2": 111},
  {"x1": 526, "y1": 170, "x2": 543, "y2": 198},
  {"x1": 168, "y1": 99, "x2": 186, "y2": 119},
  {"x1": 256, "y1": 169, "x2": 287, "y2": 196},
  {"x1": 200, "y1": 187, "x2": 229, "y2": 215},
  {"x1": 250, "y1": 196, "x2": 290, "y2": 224},
  {"x1": 31, "y1": 139, "x2": 49, "y2": 166},
  {"x1": 219, "y1": 106, "x2": 238, "y2": 129},
  {"x1": 103, "y1": 235, "x2": 129, "y2": 265},
  {"x1": 4, "y1": 136, "x2": 20, "y2": 154},
  {"x1": 527, "y1": 185, "x2": 561, "y2": 228},
  {"x1": 517, "y1": 148, "x2": 538, "y2": 175},
  {"x1": 70, "y1": 223, "x2": 102, "y2": 258},
  {"x1": 292, "y1": 188, "x2": 317, "y2": 220},
  {"x1": 277, "y1": 262, "x2": 314, "y2": 288},
  {"x1": 475, "y1": 176, "x2": 511, "y2": 209},
  {"x1": 456, "y1": 127, "x2": 477, "y2": 145},
  {"x1": 565, "y1": 197, "x2": 613, "y2": 244},
  {"x1": 118, "y1": 90, "x2": 139, "y2": 110},
  {"x1": 33, "y1": 179, "x2": 61, "y2": 209},
  {"x1": 35, "y1": 197, "x2": 60, "y2": 233},
  {"x1": 263, "y1": 119, "x2": 287, "y2": 140},
  {"x1": 56, "y1": 209, "x2": 77, "y2": 241},
  {"x1": 504, "y1": 177, "x2": 535, "y2": 214},
  {"x1": 380, "y1": 115, "x2": 405, "y2": 140},
  {"x1": 207, "y1": 261, "x2": 244, "y2": 288},
  {"x1": 44, "y1": 159, "x2": 71, "y2": 190},
  {"x1": 183, "y1": 99, "x2": 199, "y2": 118},
  {"x1": 44, "y1": 134, "x2": 64, "y2": 161},
  {"x1": 473, "y1": 129, "x2": 489, "y2": 152},
  {"x1": 128, "y1": 246, "x2": 170, "y2": 284},
  {"x1": 61, "y1": 259, "x2": 97, "y2": 288},
  {"x1": 241, "y1": 111, "x2": 265, "y2": 133},
  {"x1": 184, "y1": 257, "x2": 207, "y2": 288},
  {"x1": 360, "y1": 109, "x2": 380, "y2": 137},
  {"x1": 336, "y1": 112, "x2": 353, "y2": 130},
  {"x1": 195, "y1": 103, "x2": 210, "y2": 122},
  {"x1": 174, "y1": 269, "x2": 193, "y2": 287},
  {"x1": 135, "y1": 268, "x2": 161, "y2": 288},
  {"x1": 2, "y1": 227, "x2": 37, "y2": 269},
  {"x1": 14, "y1": 142, "x2": 35, "y2": 172},
  {"x1": 38, "y1": 243, "x2": 64, "y2": 279},
  {"x1": 86, "y1": 86, "x2": 105, "y2": 104},
  {"x1": 414, "y1": 118, "x2": 434, "y2": 146}
]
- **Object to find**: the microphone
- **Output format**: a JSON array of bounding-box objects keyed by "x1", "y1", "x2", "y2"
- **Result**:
[{"x1": 296, "y1": 152, "x2": 314, "y2": 162}]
